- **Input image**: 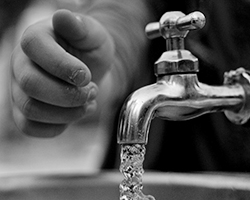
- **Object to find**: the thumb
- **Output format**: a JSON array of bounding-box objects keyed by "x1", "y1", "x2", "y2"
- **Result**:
[
  {"x1": 52, "y1": 9, "x2": 115, "y2": 83},
  {"x1": 52, "y1": 9, "x2": 111, "y2": 51}
]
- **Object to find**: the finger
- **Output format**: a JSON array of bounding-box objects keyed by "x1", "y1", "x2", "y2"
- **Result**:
[
  {"x1": 20, "y1": 18, "x2": 91, "y2": 87},
  {"x1": 12, "y1": 80, "x2": 97, "y2": 124},
  {"x1": 13, "y1": 105, "x2": 68, "y2": 138},
  {"x1": 52, "y1": 9, "x2": 115, "y2": 82},
  {"x1": 52, "y1": 9, "x2": 112, "y2": 51},
  {"x1": 11, "y1": 45, "x2": 98, "y2": 107}
]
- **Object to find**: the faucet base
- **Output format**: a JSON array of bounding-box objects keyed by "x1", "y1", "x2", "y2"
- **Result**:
[{"x1": 224, "y1": 68, "x2": 250, "y2": 124}]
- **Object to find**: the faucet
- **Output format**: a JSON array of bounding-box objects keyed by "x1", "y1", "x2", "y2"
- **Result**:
[{"x1": 117, "y1": 11, "x2": 250, "y2": 145}]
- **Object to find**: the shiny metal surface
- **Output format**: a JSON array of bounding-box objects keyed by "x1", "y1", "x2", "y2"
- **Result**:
[
  {"x1": 154, "y1": 49, "x2": 199, "y2": 75},
  {"x1": 117, "y1": 11, "x2": 250, "y2": 144},
  {"x1": 145, "y1": 11, "x2": 205, "y2": 40},
  {"x1": 224, "y1": 68, "x2": 250, "y2": 124},
  {"x1": 118, "y1": 73, "x2": 246, "y2": 144},
  {"x1": 147, "y1": 11, "x2": 205, "y2": 76},
  {"x1": 176, "y1": 11, "x2": 206, "y2": 31}
]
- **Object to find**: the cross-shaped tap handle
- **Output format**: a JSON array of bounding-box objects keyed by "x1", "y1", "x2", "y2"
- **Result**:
[{"x1": 145, "y1": 11, "x2": 206, "y2": 39}]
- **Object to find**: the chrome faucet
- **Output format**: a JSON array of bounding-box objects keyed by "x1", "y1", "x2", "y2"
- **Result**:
[{"x1": 117, "y1": 11, "x2": 250, "y2": 144}]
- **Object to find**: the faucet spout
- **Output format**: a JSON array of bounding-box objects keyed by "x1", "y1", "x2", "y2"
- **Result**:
[{"x1": 118, "y1": 71, "x2": 249, "y2": 144}]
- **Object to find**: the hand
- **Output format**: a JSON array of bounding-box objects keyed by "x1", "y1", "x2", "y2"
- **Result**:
[{"x1": 11, "y1": 9, "x2": 115, "y2": 137}]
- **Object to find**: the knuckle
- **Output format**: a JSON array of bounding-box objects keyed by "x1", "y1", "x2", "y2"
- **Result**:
[
  {"x1": 21, "y1": 98, "x2": 33, "y2": 119},
  {"x1": 19, "y1": 73, "x2": 35, "y2": 93},
  {"x1": 20, "y1": 26, "x2": 36, "y2": 54},
  {"x1": 17, "y1": 119, "x2": 31, "y2": 136}
]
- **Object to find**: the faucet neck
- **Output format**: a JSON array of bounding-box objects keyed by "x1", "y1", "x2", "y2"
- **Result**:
[
  {"x1": 166, "y1": 37, "x2": 185, "y2": 51},
  {"x1": 156, "y1": 73, "x2": 198, "y2": 84}
]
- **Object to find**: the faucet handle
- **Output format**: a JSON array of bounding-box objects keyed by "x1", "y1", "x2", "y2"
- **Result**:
[
  {"x1": 145, "y1": 11, "x2": 206, "y2": 40},
  {"x1": 146, "y1": 11, "x2": 206, "y2": 75}
]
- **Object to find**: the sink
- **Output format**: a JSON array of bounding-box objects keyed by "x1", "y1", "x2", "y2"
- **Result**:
[{"x1": 1, "y1": 171, "x2": 250, "y2": 200}]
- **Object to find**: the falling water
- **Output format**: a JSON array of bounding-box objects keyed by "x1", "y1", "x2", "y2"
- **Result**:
[{"x1": 119, "y1": 144, "x2": 155, "y2": 200}]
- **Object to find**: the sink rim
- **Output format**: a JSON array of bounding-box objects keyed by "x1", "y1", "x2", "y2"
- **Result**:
[{"x1": 1, "y1": 171, "x2": 250, "y2": 191}]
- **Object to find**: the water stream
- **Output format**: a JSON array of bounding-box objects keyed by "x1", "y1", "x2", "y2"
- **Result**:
[{"x1": 119, "y1": 144, "x2": 155, "y2": 200}]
